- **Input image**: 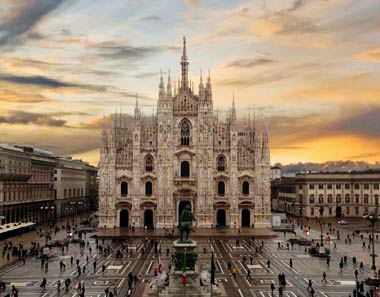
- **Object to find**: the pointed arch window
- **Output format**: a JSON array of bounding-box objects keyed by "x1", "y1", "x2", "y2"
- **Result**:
[
  {"x1": 217, "y1": 155, "x2": 226, "y2": 172},
  {"x1": 180, "y1": 120, "x2": 191, "y2": 146},
  {"x1": 181, "y1": 161, "x2": 190, "y2": 177},
  {"x1": 242, "y1": 181, "x2": 249, "y2": 195},
  {"x1": 145, "y1": 155, "x2": 154, "y2": 172},
  {"x1": 145, "y1": 181, "x2": 153, "y2": 196},
  {"x1": 218, "y1": 181, "x2": 225, "y2": 196}
]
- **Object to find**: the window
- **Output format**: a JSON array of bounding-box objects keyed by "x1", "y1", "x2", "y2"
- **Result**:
[
  {"x1": 309, "y1": 184, "x2": 314, "y2": 190},
  {"x1": 327, "y1": 184, "x2": 332, "y2": 190},
  {"x1": 336, "y1": 194, "x2": 342, "y2": 204},
  {"x1": 121, "y1": 182, "x2": 128, "y2": 196},
  {"x1": 309, "y1": 194, "x2": 315, "y2": 204},
  {"x1": 145, "y1": 155, "x2": 154, "y2": 172},
  {"x1": 145, "y1": 181, "x2": 153, "y2": 196},
  {"x1": 375, "y1": 195, "x2": 379, "y2": 205},
  {"x1": 180, "y1": 161, "x2": 190, "y2": 177},
  {"x1": 354, "y1": 183, "x2": 360, "y2": 190},
  {"x1": 218, "y1": 181, "x2": 225, "y2": 196},
  {"x1": 336, "y1": 184, "x2": 341, "y2": 190},
  {"x1": 355, "y1": 194, "x2": 360, "y2": 204},
  {"x1": 318, "y1": 184, "x2": 324, "y2": 190},
  {"x1": 329, "y1": 207, "x2": 332, "y2": 215},
  {"x1": 217, "y1": 155, "x2": 226, "y2": 172},
  {"x1": 299, "y1": 184, "x2": 303, "y2": 190},
  {"x1": 180, "y1": 120, "x2": 191, "y2": 145},
  {"x1": 242, "y1": 181, "x2": 249, "y2": 195},
  {"x1": 318, "y1": 194, "x2": 324, "y2": 204},
  {"x1": 311, "y1": 207, "x2": 314, "y2": 216},
  {"x1": 364, "y1": 184, "x2": 369, "y2": 190},
  {"x1": 355, "y1": 207, "x2": 359, "y2": 215},
  {"x1": 374, "y1": 183, "x2": 379, "y2": 190},
  {"x1": 327, "y1": 194, "x2": 333, "y2": 203},
  {"x1": 364, "y1": 194, "x2": 369, "y2": 204},
  {"x1": 345, "y1": 194, "x2": 350, "y2": 203},
  {"x1": 345, "y1": 184, "x2": 350, "y2": 190}
]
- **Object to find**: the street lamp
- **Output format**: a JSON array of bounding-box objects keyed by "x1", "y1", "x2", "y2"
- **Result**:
[
  {"x1": 319, "y1": 206, "x2": 324, "y2": 247},
  {"x1": 368, "y1": 204, "x2": 379, "y2": 272}
]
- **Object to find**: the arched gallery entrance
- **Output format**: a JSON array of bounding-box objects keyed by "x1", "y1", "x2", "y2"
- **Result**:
[
  {"x1": 335, "y1": 206, "x2": 342, "y2": 218},
  {"x1": 241, "y1": 209, "x2": 250, "y2": 227},
  {"x1": 216, "y1": 209, "x2": 226, "y2": 227},
  {"x1": 144, "y1": 209, "x2": 154, "y2": 229},
  {"x1": 119, "y1": 209, "x2": 129, "y2": 228},
  {"x1": 178, "y1": 200, "x2": 191, "y2": 222}
]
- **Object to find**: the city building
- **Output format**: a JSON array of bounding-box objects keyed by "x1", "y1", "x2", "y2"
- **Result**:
[
  {"x1": 53, "y1": 157, "x2": 98, "y2": 219},
  {"x1": 270, "y1": 166, "x2": 281, "y2": 180},
  {"x1": 0, "y1": 143, "x2": 98, "y2": 225},
  {"x1": 98, "y1": 38, "x2": 271, "y2": 229},
  {"x1": 271, "y1": 170, "x2": 380, "y2": 218},
  {"x1": 0, "y1": 144, "x2": 57, "y2": 224}
]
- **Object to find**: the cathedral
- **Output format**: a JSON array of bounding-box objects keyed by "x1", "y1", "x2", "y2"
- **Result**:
[{"x1": 99, "y1": 38, "x2": 271, "y2": 229}]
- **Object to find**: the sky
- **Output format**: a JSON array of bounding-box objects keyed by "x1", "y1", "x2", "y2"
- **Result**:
[{"x1": 0, "y1": 0, "x2": 379, "y2": 166}]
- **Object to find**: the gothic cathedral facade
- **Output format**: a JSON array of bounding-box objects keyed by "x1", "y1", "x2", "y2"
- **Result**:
[{"x1": 99, "y1": 38, "x2": 271, "y2": 229}]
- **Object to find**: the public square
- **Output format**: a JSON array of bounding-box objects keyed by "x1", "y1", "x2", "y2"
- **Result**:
[{"x1": 0, "y1": 215, "x2": 379, "y2": 297}]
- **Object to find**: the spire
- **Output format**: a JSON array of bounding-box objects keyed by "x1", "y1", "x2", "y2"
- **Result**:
[
  {"x1": 167, "y1": 69, "x2": 172, "y2": 98},
  {"x1": 159, "y1": 69, "x2": 165, "y2": 99},
  {"x1": 199, "y1": 69, "x2": 204, "y2": 98},
  {"x1": 206, "y1": 69, "x2": 212, "y2": 100},
  {"x1": 180, "y1": 36, "x2": 189, "y2": 90},
  {"x1": 231, "y1": 92, "x2": 236, "y2": 124},
  {"x1": 134, "y1": 93, "x2": 140, "y2": 122}
]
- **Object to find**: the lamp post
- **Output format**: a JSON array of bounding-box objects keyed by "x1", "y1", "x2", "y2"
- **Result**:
[
  {"x1": 369, "y1": 204, "x2": 379, "y2": 272},
  {"x1": 319, "y1": 206, "x2": 324, "y2": 247}
]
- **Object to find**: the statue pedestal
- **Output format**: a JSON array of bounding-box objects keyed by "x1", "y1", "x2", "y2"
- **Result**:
[{"x1": 151, "y1": 239, "x2": 220, "y2": 297}]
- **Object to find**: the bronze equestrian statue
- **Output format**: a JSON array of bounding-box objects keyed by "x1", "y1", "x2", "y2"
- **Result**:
[{"x1": 178, "y1": 205, "x2": 196, "y2": 241}]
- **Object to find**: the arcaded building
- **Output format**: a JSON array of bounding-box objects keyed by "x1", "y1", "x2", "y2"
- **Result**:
[{"x1": 98, "y1": 38, "x2": 271, "y2": 229}]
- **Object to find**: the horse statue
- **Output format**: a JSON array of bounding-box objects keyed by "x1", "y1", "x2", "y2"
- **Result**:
[{"x1": 178, "y1": 205, "x2": 196, "y2": 241}]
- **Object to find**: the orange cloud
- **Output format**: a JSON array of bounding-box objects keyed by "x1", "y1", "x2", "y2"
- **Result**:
[{"x1": 355, "y1": 48, "x2": 380, "y2": 62}]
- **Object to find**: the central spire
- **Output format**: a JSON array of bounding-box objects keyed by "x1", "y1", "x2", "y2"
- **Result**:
[{"x1": 181, "y1": 36, "x2": 189, "y2": 89}]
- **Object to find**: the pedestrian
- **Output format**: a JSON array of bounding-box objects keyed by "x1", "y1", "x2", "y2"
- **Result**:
[
  {"x1": 102, "y1": 264, "x2": 106, "y2": 275},
  {"x1": 83, "y1": 265, "x2": 86, "y2": 274},
  {"x1": 70, "y1": 256, "x2": 74, "y2": 266},
  {"x1": 93, "y1": 259, "x2": 97, "y2": 272},
  {"x1": 339, "y1": 262, "x2": 343, "y2": 272},
  {"x1": 227, "y1": 261, "x2": 232, "y2": 271},
  {"x1": 45, "y1": 261, "x2": 48, "y2": 272},
  {"x1": 246, "y1": 270, "x2": 252, "y2": 281},
  {"x1": 57, "y1": 280, "x2": 61, "y2": 293},
  {"x1": 279, "y1": 286, "x2": 283, "y2": 297},
  {"x1": 289, "y1": 258, "x2": 293, "y2": 269},
  {"x1": 355, "y1": 269, "x2": 359, "y2": 280},
  {"x1": 310, "y1": 286, "x2": 315, "y2": 297},
  {"x1": 270, "y1": 282, "x2": 275, "y2": 295},
  {"x1": 65, "y1": 278, "x2": 71, "y2": 292},
  {"x1": 327, "y1": 256, "x2": 330, "y2": 266},
  {"x1": 353, "y1": 288, "x2": 357, "y2": 297},
  {"x1": 353, "y1": 257, "x2": 357, "y2": 266},
  {"x1": 322, "y1": 271, "x2": 327, "y2": 284},
  {"x1": 308, "y1": 279, "x2": 312, "y2": 290},
  {"x1": 267, "y1": 259, "x2": 271, "y2": 268},
  {"x1": 77, "y1": 266, "x2": 81, "y2": 276},
  {"x1": 360, "y1": 262, "x2": 364, "y2": 271},
  {"x1": 105, "y1": 286, "x2": 109, "y2": 297},
  {"x1": 250, "y1": 255, "x2": 253, "y2": 265},
  {"x1": 232, "y1": 267, "x2": 237, "y2": 279},
  {"x1": 40, "y1": 278, "x2": 47, "y2": 291},
  {"x1": 113, "y1": 287, "x2": 117, "y2": 296}
]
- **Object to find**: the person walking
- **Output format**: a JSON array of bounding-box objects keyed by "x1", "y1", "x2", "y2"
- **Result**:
[
  {"x1": 232, "y1": 267, "x2": 237, "y2": 279},
  {"x1": 307, "y1": 279, "x2": 312, "y2": 290},
  {"x1": 339, "y1": 262, "x2": 343, "y2": 272},
  {"x1": 279, "y1": 286, "x2": 283, "y2": 297},
  {"x1": 57, "y1": 280, "x2": 61, "y2": 293},
  {"x1": 267, "y1": 259, "x2": 271, "y2": 268},
  {"x1": 360, "y1": 262, "x2": 364, "y2": 271},
  {"x1": 289, "y1": 258, "x2": 293, "y2": 269},
  {"x1": 93, "y1": 260, "x2": 97, "y2": 272},
  {"x1": 322, "y1": 271, "x2": 327, "y2": 284},
  {"x1": 102, "y1": 264, "x2": 106, "y2": 275},
  {"x1": 355, "y1": 269, "x2": 359, "y2": 280},
  {"x1": 40, "y1": 278, "x2": 47, "y2": 291},
  {"x1": 270, "y1": 282, "x2": 275, "y2": 296},
  {"x1": 246, "y1": 270, "x2": 252, "y2": 281}
]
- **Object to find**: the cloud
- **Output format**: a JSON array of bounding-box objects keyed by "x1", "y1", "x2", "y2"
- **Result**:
[
  {"x1": 134, "y1": 71, "x2": 159, "y2": 79},
  {"x1": 94, "y1": 42, "x2": 181, "y2": 61},
  {"x1": 347, "y1": 152, "x2": 380, "y2": 160},
  {"x1": 355, "y1": 48, "x2": 380, "y2": 62},
  {"x1": 0, "y1": 111, "x2": 66, "y2": 127},
  {"x1": 0, "y1": 89, "x2": 49, "y2": 103},
  {"x1": 0, "y1": 72, "x2": 107, "y2": 92},
  {"x1": 0, "y1": 0, "x2": 66, "y2": 47},
  {"x1": 217, "y1": 72, "x2": 287, "y2": 87},
  {"x1": 225, "y1": 58, "x2": 276, "y2": 68},
  {"x1": 140, "y1": 15, "x2": 161, "y2": 22}
]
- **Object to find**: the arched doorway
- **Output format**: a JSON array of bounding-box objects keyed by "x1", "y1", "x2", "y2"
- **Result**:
[
  {"x1": 241, "y1": 209, "x2": 250, "y2": 227},
  {"x1": 144, "y1": 209, "x2": 154, "y2": 229},
  {"x1": 120, "y1": 209, "x2": 129, "y2": 228},
  {"x1": 216, "y1": 209, "x2": 226, "y2": 227},
  {"x1": 178, "y1": 201, "x2": 191, "y2": 222},
  {"x1": 335, "y1": 206, "x2": 342, "y2": 218}
]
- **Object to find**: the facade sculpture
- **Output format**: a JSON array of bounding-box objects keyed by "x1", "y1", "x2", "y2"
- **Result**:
[{"x1": 99, "y1": 37, "x2": 271, "y2": 229}]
